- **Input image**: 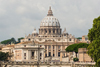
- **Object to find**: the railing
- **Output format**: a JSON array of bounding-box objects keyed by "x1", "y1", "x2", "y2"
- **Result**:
[{"x1": 0, "y1": 61, "x2": 96, "y2": 67}]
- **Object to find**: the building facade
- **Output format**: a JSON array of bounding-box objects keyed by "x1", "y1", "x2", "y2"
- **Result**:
[
  {"x1": 78, "y1": 48, "x2": 93, "y2": 62},
  {"x1": 14, "y1": 41, "x2": 44, "y2": 62},
  {"x1": 21, "y1": 7, "x2": 76, "y2": 61}
]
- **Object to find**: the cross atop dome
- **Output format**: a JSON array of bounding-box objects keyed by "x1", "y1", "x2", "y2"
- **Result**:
[{"x1": 47, "y1": 6, "x2": 53, "y2": 16}]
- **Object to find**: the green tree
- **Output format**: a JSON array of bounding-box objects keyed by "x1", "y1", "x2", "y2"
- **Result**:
[
  {"x1": 73, "y1": 58, "x2": 79, "y2": 62},
  {"x1": 76, "y1": 37, "x2": 82, "y2": 40},
  {"x1": 87, "y1": 16, "x2": 100, "y2": 67},
  {"x1": 66, "y1": 43, "x2": 89, "y2": 57},
  {"x1": 0, "y1": 52, "x2": 9, "y2": 61},
  {"x1": 1, "y1": 39, "x2": 11, "y2": 44},
  {"x1": 11, "y1": 37, "x2": 16, "y2": 44},
  {"x1": 1, "y1": 37, "x2": 16, "y2": 44}
]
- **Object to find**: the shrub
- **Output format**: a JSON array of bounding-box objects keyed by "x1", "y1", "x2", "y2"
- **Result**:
[{"x1": 73, "y1": 58, "x2": 79, "y2": 62}]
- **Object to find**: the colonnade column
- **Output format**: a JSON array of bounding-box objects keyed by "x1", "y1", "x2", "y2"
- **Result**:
[
  {"x1": 28, "y1": 50, "x2": 31, "y2": 60},
  {"x1": 65, "y1": 46, "x2": 67, "y2": 56},
  {"x1": 34, "y1": 50, "x2": 37, "y2": 60},
  {"x1": 43, "y1": 29, "x2": 44, "y2": 34},
  {"x1": 27, "y1": 50, "x2": 29, "y2": 60},
  {"x1": 47, "y1": 46, "x2": 49, "y2": 56},
  {"x1": 36, "y1": 50, "x2": 39, "y2": 61},
  {"x1": 51, "y1": 29, "x2": 53, "y2": 34},
  {"x1": 44, "y1": 45, "x2": 45, "y2": 57},
  {"x1": 47, "y1": 29, "x2": 49, "y2": 34},
  {"x1": 55, "y1": 29, "x2": 57, "y2": 34},
  {"x1": 42, "y1": 51, "x2": 44, "y2": 62},
  {"x1": 61, "y1": 45, "x2": 62, "y2": 51},
  {"x1": 60, "y1": 45, "x2": 63, "y2": 61},
  {"x1": 58, "y1": 29, "x2": 60, "y2": 34},
  {"x1": 51, "y1": 45, "x2": 53, "y2": 56},
  {"x1": 55, "y1": 46, "x2": 57, "y2": 57},
  {"x1": 56, "y1": 46, "x2": 58, "y2": 57}
]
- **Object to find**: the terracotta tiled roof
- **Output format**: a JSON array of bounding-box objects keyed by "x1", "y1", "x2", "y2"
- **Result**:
[
  {"x1": 6, "y1": 45, "x2": 15, "y2": 47},
  {"x1": 16, "y1": 41, "x2": 33, "y2": 45}
]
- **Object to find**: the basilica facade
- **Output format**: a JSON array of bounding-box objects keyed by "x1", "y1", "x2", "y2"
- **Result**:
[{"x1": 21, "y1": 7, "x2": 76, "y2": 60}]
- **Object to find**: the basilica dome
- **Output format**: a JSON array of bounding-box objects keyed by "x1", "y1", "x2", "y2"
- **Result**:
[{"x1": 40, "y1": 7, "x2": 60, "y2": 27}]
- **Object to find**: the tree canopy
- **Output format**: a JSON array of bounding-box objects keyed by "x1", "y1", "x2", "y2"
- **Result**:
[
  {"x1": 0, "y1": 37, "x2": 24, "y2": 44},
  {"x1": 66, "y1": 43, "x2": 89, "y2": 53},
  {"x1": 1, "y1": 37, "x2": 16, "y2": 44},
  {"x1": 87, "y1": 16, "x2": 100, "y2": 67},
  {"x1": 76, "y1": 37, "x2": 82, "y2": 40},
  {"x1": 0, "y1": 52, "x2": 9, "y2": 61}
]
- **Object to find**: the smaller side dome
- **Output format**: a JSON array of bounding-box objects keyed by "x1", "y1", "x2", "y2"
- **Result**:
[{"x1": 32, "y1": 28, "x2": 37, "y2": 34}]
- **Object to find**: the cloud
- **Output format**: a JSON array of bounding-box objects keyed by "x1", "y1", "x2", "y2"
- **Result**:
[{"x1": 0, "y1": 0, "x2": 100, "y2": 41}]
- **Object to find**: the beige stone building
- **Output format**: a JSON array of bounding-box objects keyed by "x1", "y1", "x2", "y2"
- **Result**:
[
  {"x1": 0, "y1": 42, "x2": 45, "y2": 62},
  {"x1": 14, "y1": 41, "x2": 44, "y2": 62},
  {"x1": 78, "y1": 48, "x2": 93, "y2": 62},
  {"x1": 21, "y1": 7, "x2": 77, "y2": 61},
  {"x1": 1, "y1": 45, "x2": 15, "y2": 61},
  {"x1": 79, "y1": 35, "x2": 90, "y2": 44},
  {"x1": 0, "y1": 7, "x2": 93, "y2": 63}
]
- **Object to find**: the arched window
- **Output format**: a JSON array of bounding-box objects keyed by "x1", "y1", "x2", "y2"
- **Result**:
[
  {"x1": 45, "y1": 29, "x2": 47, "y2": 34},
  {"x1": 49, "y1": 29, "x2": 51, "y2": 34},
  {"x1": 53, "y1": 29, "x2": 55, "y2": 34},
  {"x1": 69, "y1": 39, "x2": 71, "y2": 41},
  {"x1": 29, "y1": 39, "x2": 30, "y2": 41}
]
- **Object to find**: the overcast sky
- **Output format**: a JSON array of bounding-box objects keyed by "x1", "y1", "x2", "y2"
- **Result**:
[{"x1": 0, "y1": 0, "x2": 100, "y2": 42}]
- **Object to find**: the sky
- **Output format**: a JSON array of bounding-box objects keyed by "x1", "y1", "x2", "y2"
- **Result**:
[{"x1": 0, "y1": 0, "x2": 100, "y2": 42}]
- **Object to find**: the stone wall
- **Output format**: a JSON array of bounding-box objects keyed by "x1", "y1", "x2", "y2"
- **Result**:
[
  {"x1": 78, "y1": 48, "x2": 93, "y2": 62},
  {"x1": 0, "y1": 61, "x2": 95, "y2": 67}
]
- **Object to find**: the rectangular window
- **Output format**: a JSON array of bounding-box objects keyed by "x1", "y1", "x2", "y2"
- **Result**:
[
  {"x1": 32, "y1": 52, "x2": 34, "y2": 56},
  {"x1": 24, "y1": 45, "x2": 26, "y2": 47},
  {"x1": 53, "y1": 54, "x2": 55, "y2": 57},
  {"x1": 53, "y1": 46, "x2": 54, "y2": 49},
  {"x1": 40, "y1": 53, "x2": 42, "y2": 56},
  {"x1": 45, "y1": 54, "x2": 47, "y2": 57},
  {"x1": 24, "y1": 53, "x2": 26, "y2": 56},
  {"x1": 49, "y1": 46, "x2": 51, "y2": 49},
  {"x1": 49, "y1": 52, "x2": 51, "y2": 56},
  {"x1": 40, "y1": 45, "x2": 42, "y2": 47},
  {"x1": 58, "y1": 52, "x2": 60, "y2": 57}
]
